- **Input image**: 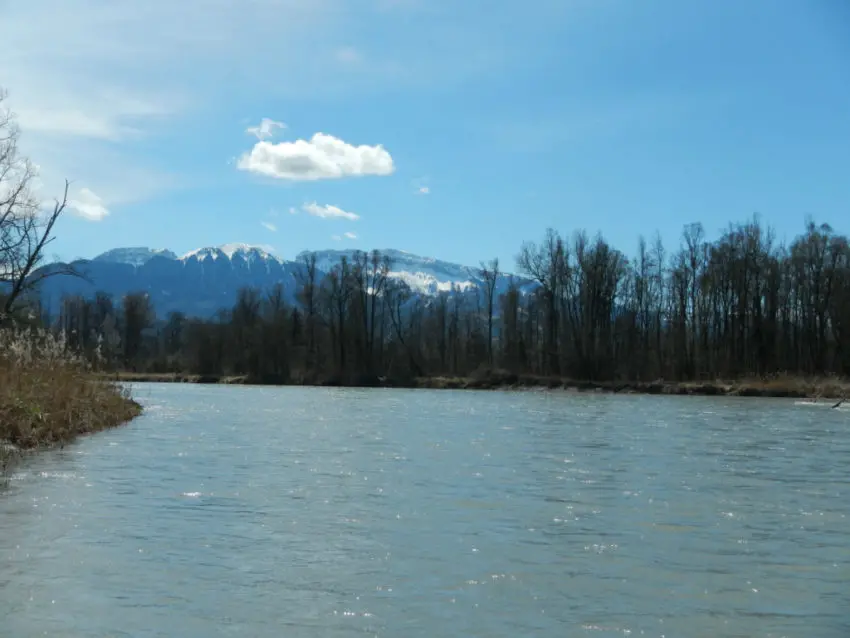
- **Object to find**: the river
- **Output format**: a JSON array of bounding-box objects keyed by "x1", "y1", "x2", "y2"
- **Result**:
[{"x1": 1, "y1": 384, "x2": 848, "y2": 637}]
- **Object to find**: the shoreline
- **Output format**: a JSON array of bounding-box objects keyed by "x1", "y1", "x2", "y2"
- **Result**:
[
  {"x1": 1, "y1": 397, "x2": 141, "y2": 481},
  {"x1": 1, "y1": 370, "x2": 142, "y2": 481},
  {"x1": 1, "y1": 397, "x2": 142, "y2": 478},
  {"x1": 100, "y1": 371, "x2": 849, "y2": 400}
]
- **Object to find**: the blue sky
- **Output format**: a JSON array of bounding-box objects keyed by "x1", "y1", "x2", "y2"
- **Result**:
[{"x1": 3, "y1": 0, "x2": 849, "y2": 270}]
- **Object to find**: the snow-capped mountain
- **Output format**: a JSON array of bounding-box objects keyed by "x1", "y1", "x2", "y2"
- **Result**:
[
  {"x1": 302, "y1": 248, "x2": 532, "y2": 297},
  {"x1": 93, "y1": 247, "x2": 178, "y2": 267},
  {"x1": 93, "y1": 243, "x2": 280, "y2": 268},
  {"x1": 180, "y1": 243, "x2": 279, "y2": 266},
  {"x1": 34, "y1": 244, "x2": 535, "y2": 318}
]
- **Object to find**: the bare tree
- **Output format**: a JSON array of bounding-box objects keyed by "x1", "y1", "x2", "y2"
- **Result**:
[
  {"x1": 121, "y1": 292, "x2": 155, "y2": 369},
  {"x1": 385, "y1": 279, "x2": 424, "y2": 376},
  {"x1": 318, "y1": 257, "x2": 353, "y2": 376},
  {"x1": 517, "y1": 229, "x2": 567, "y2": 375},
  {"x1": 479, "y1": 257, "x2": 500, "y2": 366},
  {"x1": 0, "y1": 89, "x2": 78, "y2": 319},
  {"x1": 296, "y1": 251, "x2": 319, "y2": 365}
]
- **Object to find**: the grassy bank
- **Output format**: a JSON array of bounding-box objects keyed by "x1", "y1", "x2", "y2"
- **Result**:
[
  {"x1": 101, "y1": 369, "x2": 849, "y2": 399},
  {"x1": 1, "y1": 329, "x2": 142, "y2": 476}
]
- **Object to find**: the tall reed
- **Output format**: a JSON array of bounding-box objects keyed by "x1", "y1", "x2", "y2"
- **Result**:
[{"x1": 0, "y1": 326, "x2": 141, "y2": 451}]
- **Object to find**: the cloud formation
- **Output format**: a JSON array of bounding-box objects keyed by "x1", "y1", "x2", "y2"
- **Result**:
[
  {"x1": 0, "y1": 0, "x2": 343, "y2": 219},
  {"x1": 2, "y1": 0, "x2": 570, "y2": 230},
  {"x1": 416, "y1": 186, "x2": 430, "y2": 195},
  {"x1": 68, "y1": 187, "x2": 109, "y2": 221},
  {"x1": 302, "y1": 202, "x2": 360, "y2": 221},
  {"x1": 344, "y1": 231, "x2": 358, "y2": 239},
  {"x1": 260, "y1": 221, "x2": 277, "y2": 232},
  {"x1": 237, "y1": 132, "x2": 394, "y2": 181},
  {"x1": 246, "y1": 118, "x2": 285, "y2": 141}
]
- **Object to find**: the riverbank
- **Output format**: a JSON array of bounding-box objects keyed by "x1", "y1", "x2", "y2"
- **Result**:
[
  {"x1": 100, "y1": 369, "x2": 849, "y2": 399},
  {"x1": 1, "y1": 338, "x2": 142, "y2": 478},
  {"x1": 418, "y1": 371, "x2": 850, "y2": 399}
]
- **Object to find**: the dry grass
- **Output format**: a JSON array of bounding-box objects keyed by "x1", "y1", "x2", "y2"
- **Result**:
[
  {"x1": 730, "y1": 374, "x2": 850, "y2": 399},
  {"x1": 98, "y1": 371, "x2": 246, "y2": 384},
  {"x1": 97, "y1": 371, "x2": 198, "y2": 383},
  {"x1": 95, "y1": 363, "x2": 850, "y2": 400},
  {"x1": 0, "y1": 327, "x2": 141, "y2": 452},
  {"x1": 417, "y1": 369, "x2": 850, "y2": 398}
]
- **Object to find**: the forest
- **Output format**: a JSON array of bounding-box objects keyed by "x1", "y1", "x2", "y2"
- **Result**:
[{"x1": 40, "y1": 216, "x2": 850, "y2": 387}]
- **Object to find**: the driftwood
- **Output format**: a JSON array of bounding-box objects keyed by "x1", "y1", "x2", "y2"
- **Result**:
[{"x1": 832, "y1": 398, "x2": 845, "y2": 409}]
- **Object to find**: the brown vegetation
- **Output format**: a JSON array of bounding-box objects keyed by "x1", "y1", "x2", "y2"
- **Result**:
[
  {"x1": 0, "y1": 328, "x2": 141, "y2": 456},
  {"x1": 1, "y1": 87, "x2": 139, "y2": 478},
  {"x1": 419, "y1": 369, "x2": 850, "y2": 398},
  {"x1": 103, "y1": 367, "x2": 849, "y2": 400}
]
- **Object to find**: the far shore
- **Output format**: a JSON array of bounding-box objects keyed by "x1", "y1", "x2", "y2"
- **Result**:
[{"x1": 99, "y1": 370, "x2": 849, "y2": 400}]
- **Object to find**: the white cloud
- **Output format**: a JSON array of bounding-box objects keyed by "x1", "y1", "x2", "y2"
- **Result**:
[
  {"x1": 246, "y1": 118, "x2": 285, "y2": 141},
  {"x1": 344, "y1": 231, "x2": 358, "y2": 239},
  {"x1": 1, "y1": 2, "x2": 336, "y2": 139},
  {"x1": 237, "y1": 132, "x2": 394, "y2": 181},
  {"x1": 68, "y1": 187, "x2": 109, "y2": 221},
  {"x1": 260, "y1": 221, "x2": 277, "y2": 232},
  {"x1": 0, "y1": 0, "x2": 340, "y2": 217},
  {"x1": 26, "y1": 138, "x2": 182, "y2": 206},
  {"x1": 14, "y1": 99, "x2": 177, "y2": 143},
  {"x1": 416, "y1": 186, "x2": 430, "y2": 195},
  {"x1": 0, "y1": 0, "x2": 579, "y2": 225},
  {"x1": 288, "y1": 206, "x2": 298, "y2": 215},
  {"x1": 2, "y1": 0, "x2": 574, "y2": 146},
  {"x1": 302, "y1": 202, "x2": 360, "y2": 221}
]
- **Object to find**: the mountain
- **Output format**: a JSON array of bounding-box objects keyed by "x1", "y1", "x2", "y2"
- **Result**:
[
  {"x1": 33, "y1": 244, "x2": 536, "y2": 319},
  {"x1": 92, "y1": 247, "x2": 178, "y2": 267},
  {"x1": 303, "y1": 248, "x2": 531, "y2": 298}
]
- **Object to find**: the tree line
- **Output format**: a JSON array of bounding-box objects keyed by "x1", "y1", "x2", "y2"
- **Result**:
[{"x1": 42, "y1": 215, "x2": 850, "y2": 384}]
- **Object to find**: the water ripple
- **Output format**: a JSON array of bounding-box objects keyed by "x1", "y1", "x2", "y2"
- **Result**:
[{"x1": 1, "y1": 385, "x2": 848, "y2": 637}]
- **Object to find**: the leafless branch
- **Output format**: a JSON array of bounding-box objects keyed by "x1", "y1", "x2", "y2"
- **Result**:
[{"x1": 1, "y1": 88, "x2": 82, "y2": 320}]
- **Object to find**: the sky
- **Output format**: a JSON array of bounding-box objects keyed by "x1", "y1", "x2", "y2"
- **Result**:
[{"x1": 2, "y1": 0, "x2": 849, "y2": 271}]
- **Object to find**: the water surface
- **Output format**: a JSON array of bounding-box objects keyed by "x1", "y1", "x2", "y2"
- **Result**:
[{"x1": 2, "y1": 384, "x2": 848, "y2": 637}]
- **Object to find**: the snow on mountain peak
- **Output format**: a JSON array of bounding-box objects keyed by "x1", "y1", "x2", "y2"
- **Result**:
[
  {"x1": 181, "y1": 243, "x2": 279, "y2": 263},
  {"x1": 220, "y1": 243, "x2": 275, "y2": 259},
  {"x1": 92, "y1": 247, "x2": 177, "y2": 267},
  {"x1": 298, "y1": 248, "x2": 495, "y2": 296},
  {"x1": 90, "y1": 244, "x2": 535, "y2": 302}
]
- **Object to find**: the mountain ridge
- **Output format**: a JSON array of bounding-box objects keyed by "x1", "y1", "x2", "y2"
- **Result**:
[{"x1": 34, "y1": 244, "x2": 536, "y2": 318}]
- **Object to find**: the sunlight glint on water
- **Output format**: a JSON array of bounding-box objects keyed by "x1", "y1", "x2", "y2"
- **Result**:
[{"x1": 1, "y1": 384, "x2": 848, "y2": 637}]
